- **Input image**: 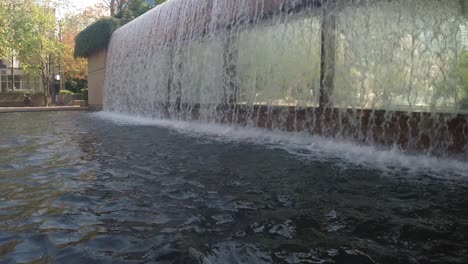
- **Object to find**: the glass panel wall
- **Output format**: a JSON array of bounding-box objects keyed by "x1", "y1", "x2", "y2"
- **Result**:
[
  {"x1": 236, "y1": 9, "x2": 322, "y2": 107},
  {"x1": 22, "y1": 74, "x2": 42, "y2": 92},
  {"x1": 159, "y1": 8, "x2": 323, "y2": 108},
  {"x1": 175, "y1": 36, "x2": 224, "y2": 105},
  {"x1": 105, "y1": 0, "x2": 468, "y2": 115},
  {"x1": 333, "y1": 0, "x2": 465, "y2": 112},
  {"x1": 0, "y1": 69, "x2": 42, "y2": 92}
]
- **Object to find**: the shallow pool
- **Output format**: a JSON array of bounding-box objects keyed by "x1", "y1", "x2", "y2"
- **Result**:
[{"x1": 0, "y1": 111, "x2": 467, "y2": 263}]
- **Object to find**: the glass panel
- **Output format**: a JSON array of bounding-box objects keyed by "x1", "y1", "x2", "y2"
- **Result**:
[
  {"x1": 333, "y1": 0, "x2": 464, "y2": 113},
  {"x1": 176, "y1": 36, "x2": 224, "y2": 105},
  {"x1": 6, "y1": 75, "x2": 13, "y2": 90},
  {"x1": 14, "y1": 75, "x2": 21, "y2": 90},
  {"x1": 20, "y1": 74, "x2": 42, "y2": 92},
  {"x1": 236, "y1": 9, "x2": 322, "y2": 107}
]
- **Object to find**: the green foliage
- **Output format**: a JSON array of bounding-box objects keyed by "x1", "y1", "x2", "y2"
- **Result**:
[
  {"x1": 0, "y1": 0, "x2": 34, "y2": 58},
  {"x1": 80, "y1": 88, "x2": 89, "y2": 101},
  {"x1": 0, "y1": 0, "x2": 40, "y2": 93},
  {"x1": 16, "y1": 1, "x2": 64, "y2": 106},
  {"x1": 59, "y1": 90, "x2": 75, "y2": 95},
  {"x1": 1, "y1": 90, "x2": 44, "y2": 96},
  {"x1": 118, "y1": 0, "x2": 153, "y2": 24},
  {"x1": 74, "y1": 0, "x2": 163, "y2": 58},
  {"x1": 74, "y1": 17, "x2": 121, "y2": 58},
  {"x1": 65, "y1": 80, "x2": 78, "y2": 93},
  {"x1": 4, "y1": 90, "x2": 27, "y2": 95},
  {"x1": 65, "y1": 79, "x2": 88, "y2": 94}
]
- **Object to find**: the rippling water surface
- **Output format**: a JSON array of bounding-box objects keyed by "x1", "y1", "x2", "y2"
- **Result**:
[{"x1": 0, "y1": 111, "x2": 467, "y2": 264}]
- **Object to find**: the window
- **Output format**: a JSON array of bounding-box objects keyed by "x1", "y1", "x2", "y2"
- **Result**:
[
  {"x1": 1, "y1": 74, "x2": 8, "y2": 91},
  {"x1": 4, "y1": 75, "x2": 22, "y2": 90}
]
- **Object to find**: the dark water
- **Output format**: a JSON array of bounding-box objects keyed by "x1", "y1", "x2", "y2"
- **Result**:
[{"x1": 0, "y1": 111, "x2": 467, "y2": 264}]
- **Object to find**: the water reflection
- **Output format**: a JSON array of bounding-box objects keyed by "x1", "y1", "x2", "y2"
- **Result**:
[{"x1": 0, "y1": 112, "x2": 467, "y2": 263}]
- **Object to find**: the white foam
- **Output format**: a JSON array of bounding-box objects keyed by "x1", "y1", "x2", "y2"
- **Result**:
[{"x1": 94, "y1": 111, "x2": 468, "y2": 179}]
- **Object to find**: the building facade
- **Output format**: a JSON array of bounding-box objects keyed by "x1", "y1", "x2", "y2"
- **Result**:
[{"x1": 0, "y1": 57, "x2": 44, "y2": 93}]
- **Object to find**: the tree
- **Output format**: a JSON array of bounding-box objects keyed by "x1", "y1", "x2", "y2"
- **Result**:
[
  {"x1": 74, "y1": 0, "x2": 161, "y2": 58},
  {"x1": 61, "y1": 4, "x2": 107, "y2": 82},
  {"x1": 18, "y1": 0, "x2": 63, "y2": 105},
  {"x1": 62, "y1": 23, "x2": 87, "y2": 81},
  {"x1": 101, "y1": 0, "x2": 162, "y2": 19},
  {"x1": 119, "y1": 0, "x2": 152, "y2": 24},
  {"x1": 101, "y1": 0, "x2": 128, "y2": 17},
  {"x1": 0, "y1": 0, "x2": 8, "y2": 59},
  {"x1": 0, "y1": 0, "x2": 37, "y2": 93}
]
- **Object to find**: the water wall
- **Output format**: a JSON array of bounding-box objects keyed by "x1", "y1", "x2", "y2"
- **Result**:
[{"x1": 104, "y1": 0, "x2": 468, "y2": 158}]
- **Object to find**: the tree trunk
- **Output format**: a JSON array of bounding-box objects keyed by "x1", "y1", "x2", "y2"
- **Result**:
[
  {"x1": 10, "y1": 56, "x2": 14, "y2": 91},
  {"x1": 117, "y1": 0, "x2": 126, "y2": 15},
  {"x1": 1, "y1": 63, "x2": 6, "y2": 93},
  {"x1": 110, "y1": 0, "x2": 126, "y2": 17},
  {"x1": 0, "y1": 82, "x2": 6, "y2": 94},
  {"x1": 26, "y1": 74, "x2": 31, "y2": 94},
  {"x1": 110, "y1": 0, "x2": 116, "y2": 16},
  {"x1": 41, "y1": 61, "x2": 50, "y2": 107}
]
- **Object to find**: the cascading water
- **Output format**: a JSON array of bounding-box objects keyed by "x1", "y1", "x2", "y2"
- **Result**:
[{"x1": 104, "y1": 0, "x2": 468, "y2": 158}]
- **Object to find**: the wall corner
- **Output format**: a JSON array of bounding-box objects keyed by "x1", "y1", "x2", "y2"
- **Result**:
[{"x1": 88, "y1": 48, "x2": 107, "y2": 111}]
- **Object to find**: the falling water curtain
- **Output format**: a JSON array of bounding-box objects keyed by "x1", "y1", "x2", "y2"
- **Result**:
[{"x1": 105, "y1": 0, "x2": 467, "y2": 114}]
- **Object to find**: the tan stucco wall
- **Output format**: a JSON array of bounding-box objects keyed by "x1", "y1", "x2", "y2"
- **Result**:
[{"x1": 88, "y1": 49, "x2": 107, "y2": 110}]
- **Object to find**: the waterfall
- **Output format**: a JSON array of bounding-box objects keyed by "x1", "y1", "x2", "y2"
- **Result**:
[{"x1": 104, "y1": 0, "x2": 468, "y2": 158}]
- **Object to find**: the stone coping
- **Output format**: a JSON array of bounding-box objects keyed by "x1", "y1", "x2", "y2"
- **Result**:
[{"x1": 0, "y1": 106, "x2": 90, "y2": 113}]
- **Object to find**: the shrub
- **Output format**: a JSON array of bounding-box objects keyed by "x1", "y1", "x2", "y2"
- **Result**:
[
  {"x1": 5, "y1": 90, "x2": 28, "y2": 95},
  {"x1": 59, "y1": 90, "x2": 75, "y2": 95},
  {"x1": 1, "y1": 90, "x2": 44, "y2": 96},
  {"x1": 65, "y1": 80, "x2": 78, "y2": 93},
  {"x1": 74, "y1": 17, "x2": 121, "y2": 58},
  {"x1": 65, "y1": 79, "x2": 88, "y2": 94},
  {"x1": 80, "y1": 88, "x2": 88, "y2": 101}
]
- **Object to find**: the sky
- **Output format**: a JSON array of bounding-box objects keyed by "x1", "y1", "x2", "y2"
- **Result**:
[
  {"x1": 67, "y1": 0, "x2": 157, "y2": 12},
  {"x1": 55, "y1": 0, "x2": 103, "y2": 19},
  {"x1": 58, "y1": 0, "x2": 157, "y2": 18},
  {"x1": 70, "y1": 0, "x2": 101, "y2": 11}
]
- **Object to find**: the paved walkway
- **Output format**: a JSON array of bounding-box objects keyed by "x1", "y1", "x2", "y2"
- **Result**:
[{"x1": 0, "y1": 106, "x2": 90, "y2": 113}]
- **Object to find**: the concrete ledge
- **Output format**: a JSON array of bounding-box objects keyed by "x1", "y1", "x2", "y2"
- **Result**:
[
  {"x1": 73, "y1": 100, "x2": 88, "y2": 107},
  {"x1": 0, "y1": 106, "x2": 90, "y2": 113}
]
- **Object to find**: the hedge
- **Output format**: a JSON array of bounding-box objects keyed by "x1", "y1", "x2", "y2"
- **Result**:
[
  {"x1": 74, "y1": 17, "x2": 121, "y2": 58},
  {"x1": 1, "y1": 90, "x2": 45, "y2": 96},
  {"x1": 59, "y1": 90, "x2": 75, "y2": 95},
  {"x1": 80, "y1": 88, "x2": 88, "y2": 101}
]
